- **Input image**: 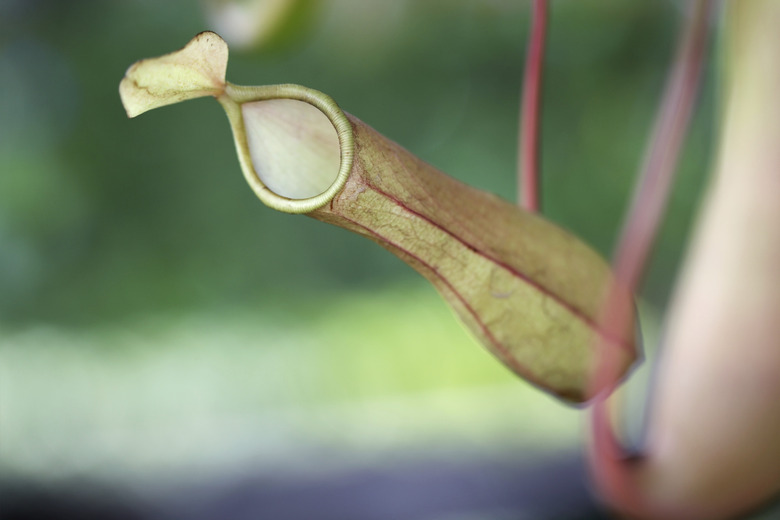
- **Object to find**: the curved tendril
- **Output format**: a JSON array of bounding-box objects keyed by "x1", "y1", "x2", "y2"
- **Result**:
[{"x1": 588, "y1": 0, "x2": 715, "y2": 517}]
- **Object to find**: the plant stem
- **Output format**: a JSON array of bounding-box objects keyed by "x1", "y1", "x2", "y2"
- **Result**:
[
  {"x1": 589, "y1": 0, "x2": 714, "y2": 517},
  {"x1": 518, "y1": 0, "x2": 547, "y2": 212},
  {"x1": 612, "y1": 0, "x2": 712, "y2": 292}
]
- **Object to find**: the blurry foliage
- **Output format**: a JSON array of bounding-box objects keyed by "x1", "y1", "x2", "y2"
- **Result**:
[
  {"x1": 0, "y1": 0, "x2": 712, "y2": 328},
  {"x1": 204, "y1": 0, "x2": 323, "y2": 53},
  {"x1": 2, "y1": 283, "x2": 600, "y2": 480}
]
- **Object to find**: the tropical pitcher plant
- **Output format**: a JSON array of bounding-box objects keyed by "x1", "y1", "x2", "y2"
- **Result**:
[{"x1": 119, "y1": 1, "x2": 780, "y2": 518}]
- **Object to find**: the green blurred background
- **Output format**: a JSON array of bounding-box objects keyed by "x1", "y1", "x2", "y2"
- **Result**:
[{"x1": 0, "y1": 0, "x2": 713, "y2": 514}]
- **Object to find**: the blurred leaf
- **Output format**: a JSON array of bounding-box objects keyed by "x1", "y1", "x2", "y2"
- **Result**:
[{"x1": 203, "y1": 0, "x2": 322, "y2": 53}]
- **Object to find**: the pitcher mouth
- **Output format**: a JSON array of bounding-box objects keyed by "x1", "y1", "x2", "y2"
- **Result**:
[{"x1": 219, "y1": 83, "x2": 355, "y2": 214}]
